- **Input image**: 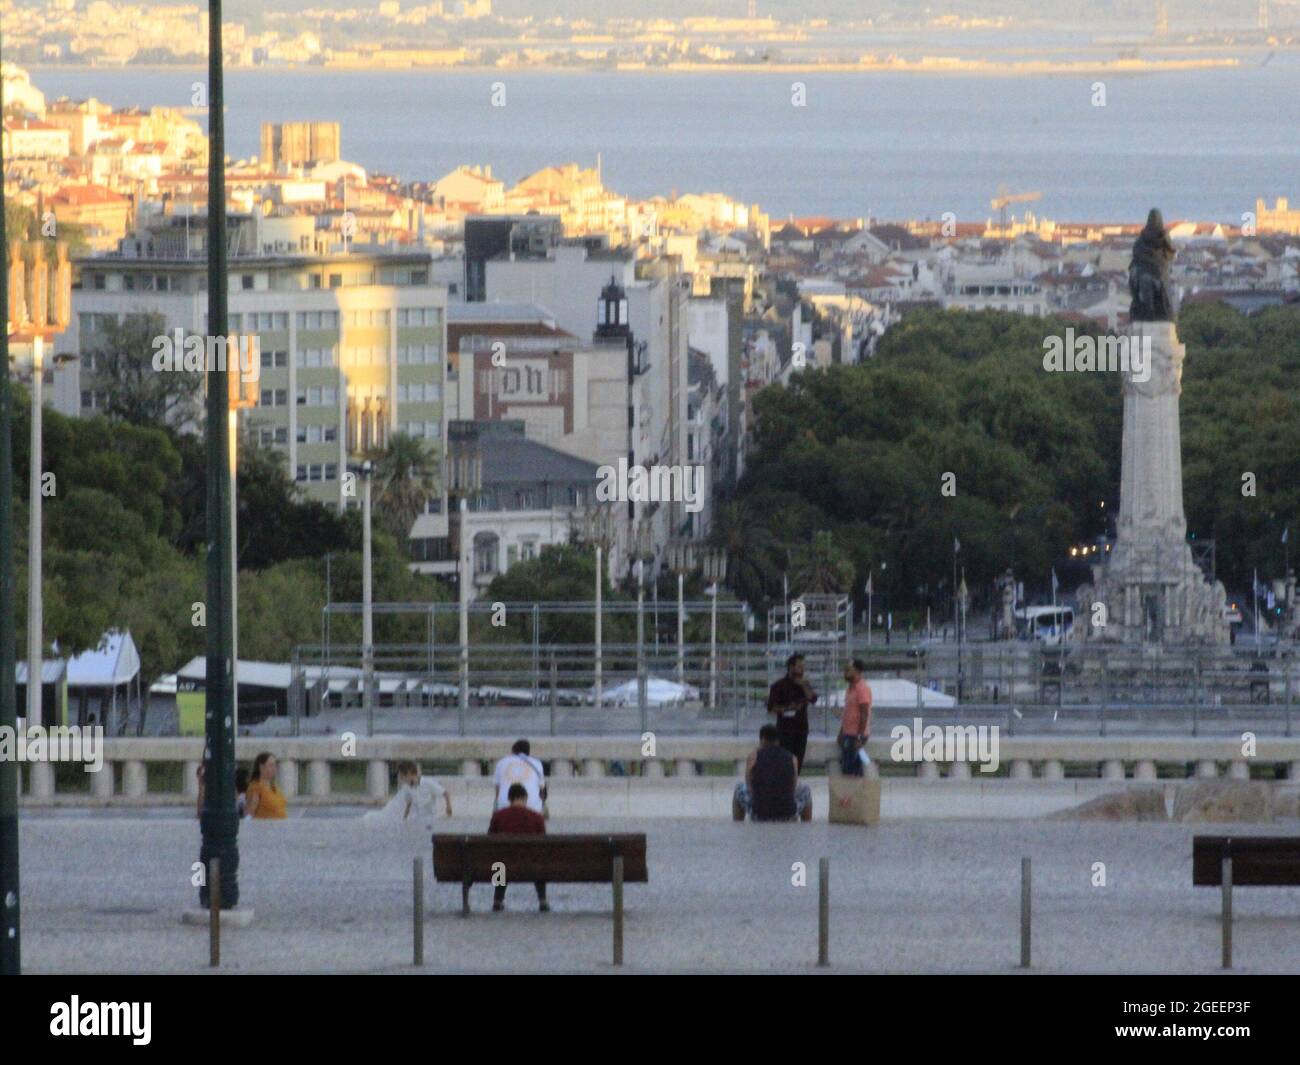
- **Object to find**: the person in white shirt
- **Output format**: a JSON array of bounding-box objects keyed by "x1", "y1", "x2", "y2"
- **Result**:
[
  {"x1": 492, "y1": 739, "x2": 546, "y2": 814},
  {"x1": 365, "y1": 761, "x2": 452, "y2": 826}
]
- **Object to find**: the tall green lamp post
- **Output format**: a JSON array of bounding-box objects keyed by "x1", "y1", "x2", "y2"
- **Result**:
[{"x1": 197, "y1": 0, "x2": 240, "y2": 910}]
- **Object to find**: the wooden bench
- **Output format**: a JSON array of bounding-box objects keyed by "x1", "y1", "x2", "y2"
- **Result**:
[
  {"x1": 1192, "y1": 835, "x2": 1300, "y2": 967},
  {"x1": 433, "y1": 833, "x2": 648, "y2": 916},
  {"x1": 1192, "y1": 835, "x2": 1300, "y2": 887}
]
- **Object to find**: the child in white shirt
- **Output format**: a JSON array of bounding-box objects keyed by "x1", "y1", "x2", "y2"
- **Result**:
[{"x1": 365, "y1": 761, "x2": 452, "y2": 825}]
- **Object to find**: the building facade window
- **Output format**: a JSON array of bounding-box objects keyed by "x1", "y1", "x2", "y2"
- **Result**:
[{"x1": 473, "y1": 532, "x2": 499, "y2": 576}]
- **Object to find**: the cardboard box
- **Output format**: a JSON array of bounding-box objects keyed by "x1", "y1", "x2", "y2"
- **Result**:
[{"x1": 828, "y1": 774, "x2": 881, "y2": 825}]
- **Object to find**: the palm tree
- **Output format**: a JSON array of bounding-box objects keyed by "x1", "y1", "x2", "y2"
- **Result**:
[
  {"x1": 371, "y1": 431, "x2": 438, "y2": 543},
  {"x1": 789, "y1": 530, "x2": 855, "y2": 596},
  {"x1": 709, "y1": 498, "x2": 780, "y2": 609}
]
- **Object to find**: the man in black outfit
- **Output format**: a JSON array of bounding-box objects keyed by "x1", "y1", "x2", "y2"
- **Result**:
[
  {"x1": 732, "y1": 725, "x2": 813, "y2": 823},
  {"x1": 766, "y1": 652, "x2": 816, "y2": 771}
]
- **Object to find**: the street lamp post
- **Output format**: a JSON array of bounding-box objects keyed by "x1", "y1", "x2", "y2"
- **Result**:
[
  {"x1": 6, "y1": 241, "x2": 70, "y2": 801},
  {"x1": 702, "y1": 548, "x2": 727, "y2": 710},
  {"x1": 636, "y1": 558, "x2": 647, "y2": 733},
  {"x1": 224, "y1": 338, "x2": 257, "y2": 735},
  {"x1": 27, "y1": 327, "x2": 43, "y2": 753},
  {"x1": 667, "y1": 541, "x2": 687, "y2": 683},
  {"x1": 676, "y1": 569, "x2": 685, "y2": 682},
  {"x1": 0, "y1": 61, "x2": 23, "y2": 970},
  {"x1": 446, "y1": 435, "x2": 480, "y2": 735},
  {"x1": 359, "y1": 461, "x2": 374, "y2": 736},
  {"x1": 458, "y1": 496, "x2": 469, "y2": 734},
  {"x1": 198, "y1": 0, "x2": 240, "y2": 911},
  {"x1": 958, "y1": 570, "x2": 970, "y2": 702},
  {"x1": 594, "y1": 543, "x2": 603, "y2": 710}
]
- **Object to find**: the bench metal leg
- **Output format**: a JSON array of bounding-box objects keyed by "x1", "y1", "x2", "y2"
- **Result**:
[
  {"x1": 462, "y1": 877, "x2": 471, "y2": 917},
  {"x1": 1221, "y1": 856, "x2": 1232, "y2": 970},
  {"x1": 612, "y1": 856, "x2": 624, "y2": 966}
]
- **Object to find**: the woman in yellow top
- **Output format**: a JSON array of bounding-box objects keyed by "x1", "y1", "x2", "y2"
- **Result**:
[{"x1": 244, "y1": 752, "x2": 288, "y2": 819}]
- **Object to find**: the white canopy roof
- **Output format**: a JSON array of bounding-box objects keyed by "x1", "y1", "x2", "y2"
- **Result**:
[
  {"x1": 595, "y1": 677, "x2": 701, "y2": 707},
  {"x1": 820, "y1": 678, "x2": 957, "y2": 709},
  {"x1": 64, "y1": 630, "x2": 140, "y2": 688}
]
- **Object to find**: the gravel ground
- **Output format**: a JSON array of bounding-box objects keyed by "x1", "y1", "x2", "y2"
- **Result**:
[{"x1": 16, "y1": 811, "x2": 1300, "y2": 974}]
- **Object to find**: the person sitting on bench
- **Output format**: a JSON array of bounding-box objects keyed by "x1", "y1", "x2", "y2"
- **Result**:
[
  {"x1": 487, "y1": 783, "x2": 550, "y2": 912},
  {"x1": 732, "y1": 725, "x2": 813, "y2": 823}
]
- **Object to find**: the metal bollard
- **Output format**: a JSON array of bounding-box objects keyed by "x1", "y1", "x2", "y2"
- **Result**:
[
  {"x1": 209, "y1": 857, "x2": 221, "y2": 968},
  {"x1": 817, "y1": 857, "x2": 829, "y2": 968},
  {"x1": 413, "y1": 857, "x2": 424, "y2": 966},
  {"x1": 612, "y1": 856, "x2": 625, "y2": 966},
  {"x1": 1020, "y1": 857, "x2": 1031, "y2": 969}
]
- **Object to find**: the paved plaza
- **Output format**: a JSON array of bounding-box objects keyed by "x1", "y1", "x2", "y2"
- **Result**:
[{"x1": 17, "y1": 811, "x2": 1300, "y2": 974}]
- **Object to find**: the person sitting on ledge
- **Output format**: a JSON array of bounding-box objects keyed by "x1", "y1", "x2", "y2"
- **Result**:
[
  {"x1": 732, "y1": 724, "x2": 813, "y2": 823},
  {"x1": 364, "y1": 760, "x2": 452, "y2": 827}
]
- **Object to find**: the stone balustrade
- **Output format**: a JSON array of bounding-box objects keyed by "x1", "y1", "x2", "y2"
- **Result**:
[{"x1": 14, "y1": 735, "x2": 1300, "y2": 805}]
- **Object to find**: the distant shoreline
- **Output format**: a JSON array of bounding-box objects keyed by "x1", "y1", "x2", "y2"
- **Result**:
[{"x1": 26, "y1": 57, "x2": 1244, "y2": 78}]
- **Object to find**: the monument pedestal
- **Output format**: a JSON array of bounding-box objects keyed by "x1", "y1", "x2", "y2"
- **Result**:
[{"x1": 1089, "y1": 322, "x2": 1228, "y2": 644}]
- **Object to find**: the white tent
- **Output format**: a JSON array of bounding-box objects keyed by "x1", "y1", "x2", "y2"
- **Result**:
[
  {"x1": 819, "y1": 678, "x2": 956, "y2": 709},
  {"x1": 63, "y1": 630, "x2": 143, "y2": 731},
  {"x1": 594, "y1": 677, "x2": 701, "y2": 707},
  {"x1": 66, "y1": 630, "x2": 141, "y2": 688}
]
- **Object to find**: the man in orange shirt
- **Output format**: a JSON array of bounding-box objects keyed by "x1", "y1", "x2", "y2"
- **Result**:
[{"x1": 838, "y1": 659, "x2": 872, "y2": 777}]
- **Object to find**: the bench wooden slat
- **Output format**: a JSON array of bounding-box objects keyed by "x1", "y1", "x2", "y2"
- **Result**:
[
  {"x1": 1192, "y1": 835, "x2": 1300, "y2": 886},
  {"x1": 433, "y1": 834, "x2": 648, "y2": 884}
]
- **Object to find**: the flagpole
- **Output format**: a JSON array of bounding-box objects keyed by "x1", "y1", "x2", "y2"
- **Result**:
[
  {"x1": 1254, "y1": 568, "x2": 1261, "y2": 654},
  {"x1": 866, "y1": 573, "x2": 873, "y2": 646},
  {"x1": 952, "y1": 539, "x2": 958, "y2": 643},
  {"x1": 783, "y1": 571, "x2": 789, "y2": 650}
]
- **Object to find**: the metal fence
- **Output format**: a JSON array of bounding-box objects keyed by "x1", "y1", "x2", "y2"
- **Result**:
[{"x1": 285, "y1": 627, "x2": 1299, "y2": 739}]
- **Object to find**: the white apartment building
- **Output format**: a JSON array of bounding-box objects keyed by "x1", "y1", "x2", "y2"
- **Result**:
[
  {"x1": 68, "y1": 248, "x2": 447, "y2": 510},
  {"x1": 484, "y1": 245, "x2": 696, "y2": 573},
  {"x1": 942, "y1": 261, "x2": 1048, "y2": 315}
]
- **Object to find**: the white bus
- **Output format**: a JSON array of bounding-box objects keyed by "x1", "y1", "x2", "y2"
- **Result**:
[{"x1": 1014, "y1": 606, "x2": 1074, "y2": 646}]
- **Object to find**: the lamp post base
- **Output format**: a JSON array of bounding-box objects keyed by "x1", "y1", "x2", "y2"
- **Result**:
[{"x1": 181, "y1": 907, "x2": 255, "y2": 928}]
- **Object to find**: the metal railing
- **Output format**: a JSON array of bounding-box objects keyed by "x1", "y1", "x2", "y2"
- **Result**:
[{"x1": 281, "y1": 637, "x2": 1299, "y2": 738}]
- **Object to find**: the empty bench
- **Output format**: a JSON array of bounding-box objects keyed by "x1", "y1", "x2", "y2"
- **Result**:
[
  {"x1": 1193, "y1": 835, "x2": 1300, "y2": 967},
  {"x1": 1192, "y1": 835, "x2": 1300, "y2": 887},
  {"x1": 433, "y1": 834, "x2": 648, "y2": 915}
]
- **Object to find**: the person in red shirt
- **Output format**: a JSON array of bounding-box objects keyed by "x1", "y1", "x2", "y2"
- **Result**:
[
  {"x1": 487, "y1": 783, "x2": 549, "y2": 912},
  {"x1": 838, "y1": 658, "x2": 873, "y2": 776}
]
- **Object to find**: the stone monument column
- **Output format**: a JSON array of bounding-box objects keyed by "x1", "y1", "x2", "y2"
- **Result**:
[
  {"x1": 1095, "y1": 322, "x2": 1227, "y2": 644},
  {"x1": 1115, "y1": 321, "x2": 1187, "y2": 545},
  {"x1": 1090, "y1": 209, "x2": 1227, "y2": 645}
]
